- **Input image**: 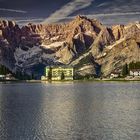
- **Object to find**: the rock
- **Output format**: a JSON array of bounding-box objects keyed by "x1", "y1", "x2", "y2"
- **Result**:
[
  {"x1": 112, "y1": 25, "x2": 125, "y2": 40},
  {"x1": 56, "y1": 43, "x2": 75, "y2": 64},
  {"x1": 8, "y1": 21, "x2": 16, "y2": 28}
]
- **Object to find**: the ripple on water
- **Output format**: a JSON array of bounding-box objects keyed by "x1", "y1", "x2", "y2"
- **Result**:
[{"x1": 0, "y1": 82, "x2": 139, "y2": 140}]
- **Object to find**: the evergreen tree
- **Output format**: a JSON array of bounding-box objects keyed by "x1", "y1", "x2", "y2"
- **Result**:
[
  {"x1": 122, "y1": 63, "x2": 129, "y2": 76},
  {"x1": 61, "y1": 72, "x2": 65, "y2": 80},
  {"x1": 129, "y1": 61, "x2": 140, "y2": 70},
  {"x1": 31, "y1": 73, "x2": 35, "y2": 80},
  {"x1": 48, "y1": 70, "x2": 52, "y2": 80},
  {"x1": 0, "y1": 64, "x2": 11, "y2": 75}
]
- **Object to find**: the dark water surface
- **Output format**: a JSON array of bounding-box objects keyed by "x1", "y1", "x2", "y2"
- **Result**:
[{"x1": 0, "y1": 82, "x2": 140, "y2": 140}]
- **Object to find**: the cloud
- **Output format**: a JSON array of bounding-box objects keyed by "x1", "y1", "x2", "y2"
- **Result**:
[
  {"x1": 43, "y1": 0, "x2": 94, "y2": 23},
  {"x1": 2, "y1": 11, "x2": 140, "y2": 26},
  {"x1": 1, "y1": 17, "x2": 45, "y2": 26},
  {"x1": 16, "y1": 18, "x2": 45, "y2": 25},
  {"x1": 0, "y1": 8, "x2": 27, "y2": 13},
  {"x1": 86, "y1": 12, "x2": 140, "y2": 18},
  {"x1": 42, "y1": 12, "x2": 140, "y2": 23},
  {"x1": 86, "y1": 12, "x2": 140, "y2": 25},
  {"x1": 96, "y1": 2, "x2": 110, "y2": 8}
]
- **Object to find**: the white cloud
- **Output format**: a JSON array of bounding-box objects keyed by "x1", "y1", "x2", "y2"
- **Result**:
[
  {"x1": 16, "y1": 18, "x2": 44, "y2": 23},
  {"x1": 3, "y1": 11, "x2": 140, "y2": 26},
  {"x1": 16, "y1": 18, "x2": 44, "y2": 26},
  {"x1": 86, "y1": 12, "x2": 140, "y2": 18},
  {"x1": 0, "y1": 8, "x2": 27, "y2": 13},
  {"x1": 42, "y1": 12, "x2": 140, "y2": 23},
  {"x1": 43, "y1": 0, "x2": 94, "y2": 23},
  {"x1": 96, "y1": 2, "x2": 110, "y2": 8}
]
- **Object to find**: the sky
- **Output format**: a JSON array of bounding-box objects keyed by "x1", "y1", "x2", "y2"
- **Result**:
[{"x1": 0, "y1": 0, "x2": 140, "y2": 25}]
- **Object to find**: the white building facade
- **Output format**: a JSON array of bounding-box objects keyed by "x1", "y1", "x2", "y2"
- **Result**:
[{"x1": 130, "y1": 69, "x2": 140, "y2": 76}]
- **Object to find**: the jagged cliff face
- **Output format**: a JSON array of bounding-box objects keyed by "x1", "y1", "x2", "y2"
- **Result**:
[
  {"x1": 0, "y1": 16, "x2": 103, "y2": 74},
  {"x1": 92, "y1": 22, "x2": 140, "y2": 76},
  {"x1": 0, "y1": 20, "x2": 16, "y2": 69},
  {"x1": 0, "y1": 16, "x2": 140, "y2": 77}
]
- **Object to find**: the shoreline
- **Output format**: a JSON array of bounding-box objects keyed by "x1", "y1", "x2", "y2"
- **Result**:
[{"x1": 0, "y1": 79, "x2": 140, "y2": 84}]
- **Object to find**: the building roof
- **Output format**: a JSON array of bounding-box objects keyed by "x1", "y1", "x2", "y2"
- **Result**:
[
  {"x1": 46, "y1": 65, "x2": 73, "y2": 69},
  {"x1": 130, "y1": 69, "x2": 140, "y2": 72}
]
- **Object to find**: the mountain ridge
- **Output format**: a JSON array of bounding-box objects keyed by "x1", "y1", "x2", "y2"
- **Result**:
[{"x1": 0, "y1": 15, "x2": 140, "y2": 77}]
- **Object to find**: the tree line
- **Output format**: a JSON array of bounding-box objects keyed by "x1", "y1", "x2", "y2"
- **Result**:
[
  {"x1": 0, "y1": 64, "x2": 35, "y2": 80},
  {"x1": 122, "y1": 62, "x2": 140, "y2": 76},
  {"x1": 14, "y1": 71, "x2": 35, "y2": 80},
  {"x1": 0, "y1": 64, "x2": 11, "y2": 75}
]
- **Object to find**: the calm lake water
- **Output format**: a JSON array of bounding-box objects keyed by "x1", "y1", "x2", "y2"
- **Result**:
[{"x1": 0, "y1": 82, "x2": 140, "y2": 140}]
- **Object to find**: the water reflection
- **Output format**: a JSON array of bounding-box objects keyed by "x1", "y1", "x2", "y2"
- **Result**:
[{"x1": 0, "y1": 82, "x2": 139, "y2": 140}]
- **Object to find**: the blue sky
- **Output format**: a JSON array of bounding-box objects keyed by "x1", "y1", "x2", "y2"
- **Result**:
[{"x1": 0, "y1": 0, "x2": 140, "y2": 25}]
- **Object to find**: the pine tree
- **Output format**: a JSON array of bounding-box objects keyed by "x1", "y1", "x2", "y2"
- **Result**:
[
  {"x1": 61, "y1": 72, "x2": 65, "y2": 80},
  {"x1": 31, "y1": 73, "x2": 34, "y2": 80},
  {"x1": 122, "y1": 64, "x2": 129, "y2": 76},
  {"x1": 48, "y1": 70, "x2": 52, "y2": 80}
]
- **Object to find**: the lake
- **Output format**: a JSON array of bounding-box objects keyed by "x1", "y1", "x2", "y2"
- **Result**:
[{"x1": 0, "y1": 81, "x2": 140, "y2": 140}]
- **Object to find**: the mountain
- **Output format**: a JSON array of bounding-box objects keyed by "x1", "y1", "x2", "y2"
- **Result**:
[{"x1": 0, "y1": 16, "x2": 140, "y2": 78}]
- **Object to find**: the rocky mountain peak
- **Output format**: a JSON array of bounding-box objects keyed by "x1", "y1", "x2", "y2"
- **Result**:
[
  {"x1": 0, "y1": 20, "x2": 8, "y2": 28},
  {"x1": 8, "y1": 21, "x2": 16, "y2": 28},
  {"x1": 68, "y1": 15, "x2": 102, "y2": 33},
  {"x1": 0, "y1": 20, "x2": 16, "y2": 29},
  {"x1": 74, "y1": 15, "x2": 89, "y2": 21}
]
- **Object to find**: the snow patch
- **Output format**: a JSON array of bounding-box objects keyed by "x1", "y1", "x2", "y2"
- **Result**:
[
  {"x1": 41, "y1": 41, "x2": 64, "y2": 49},
  {"x1": 79, "y1": 65, "x2": 93, "y2": 71},
  {"x1": 50, "y1": 36, "x2": 60, "y2": 41},
  {"x1": 74, "y1": 33, "x2": 81, "y2": 39},
  {"x1": 14, "y1": 46, "x2": 42, "y2": 67},
  {"x1": 106, "y1": 38, "x2": 125, "y2": 50},
  {"x1": 136, "y1": 24, "x2": 140, "y2": 29},
  {"x1": 85, "y1": 31, "x2": 92, "y2": 35}
]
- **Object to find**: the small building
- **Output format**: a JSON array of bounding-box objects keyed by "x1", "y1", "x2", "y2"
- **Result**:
[
  {"x1": 0, "y1": 74, "x2": 15, "y2": 80},
  {"x1": 5, "y1": 73, "x2": 15, "y2": 80},
  {"x1": 42, "y1": 66, "x2": 74, "y2": 81},
  {"x1": 110, "y1": 72, "x2": 120, "y2": 79},
  {"x1": 0, "y1": 75, "x2": 6, "y2": 80},
  {"x1": 41, "y1": 76, "x2": 47, "y2": 81},
  {"x1": 130, "y1": 69, "x2": 140, "y2": 76}
]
